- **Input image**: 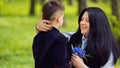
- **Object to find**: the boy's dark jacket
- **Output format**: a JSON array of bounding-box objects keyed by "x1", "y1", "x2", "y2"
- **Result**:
[{"x1": 32, "y1": 27, "x2": 70, "y2": 68}]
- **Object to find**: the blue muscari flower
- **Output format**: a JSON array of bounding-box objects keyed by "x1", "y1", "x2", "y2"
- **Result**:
[{"x1": 72, "y1": 47, "x2": 86, "y2": 57}]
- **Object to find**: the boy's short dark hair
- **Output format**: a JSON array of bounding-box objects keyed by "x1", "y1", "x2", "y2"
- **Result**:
[{"x1": 42, "y1": 0, "x2": 64, "y2": 21}]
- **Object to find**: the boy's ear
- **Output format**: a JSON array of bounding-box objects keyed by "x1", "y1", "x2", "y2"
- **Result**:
[
  {"x1": 56, "y1": 15, "x2": 61, "y2": 22},
  {"x1": 53, "y1": 15, "x2": 59, "y2": 22}
]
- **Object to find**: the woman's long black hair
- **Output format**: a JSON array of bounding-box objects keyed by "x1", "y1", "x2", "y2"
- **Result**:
[{"x1": 69, "y1": 7, "x2": 120, "y2": 66}]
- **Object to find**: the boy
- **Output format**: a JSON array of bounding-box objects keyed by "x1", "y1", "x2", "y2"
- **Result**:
[{"x1": 32, "y1": 1, "x2": 69, "y2": 68}]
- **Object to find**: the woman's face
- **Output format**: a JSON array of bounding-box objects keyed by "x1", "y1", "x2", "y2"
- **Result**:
[{"x1": 80, "y1": 11, "x2": 90, "y2": 37}]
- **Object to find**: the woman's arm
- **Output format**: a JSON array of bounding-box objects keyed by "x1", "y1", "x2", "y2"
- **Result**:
[{"x1": 36, "y1": 20, "x2": 52, "y2": 32}]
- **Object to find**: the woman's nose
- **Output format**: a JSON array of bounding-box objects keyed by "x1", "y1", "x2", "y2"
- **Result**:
[{"x1": 81, "y1": 20, "x2": 86, "y2": 24}]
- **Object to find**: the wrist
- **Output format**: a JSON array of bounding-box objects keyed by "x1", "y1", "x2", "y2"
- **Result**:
[
  {"x1": 76, "y1": 62, "x2": 88, "y2": 68},
  {"x1": 81, "y1": 64, "x2": 88, "y2": 68},
  {"x1": 35, "y1": 23, "x2": 40, "y2": 32}
]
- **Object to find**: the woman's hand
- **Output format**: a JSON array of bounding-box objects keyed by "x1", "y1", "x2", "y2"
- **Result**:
[
  {"x1": 71, "y1": 54, "x2": 88, "y2": 68},
  {"x1": 36, "y1": 20, "x2": 52, "y2": 32}
]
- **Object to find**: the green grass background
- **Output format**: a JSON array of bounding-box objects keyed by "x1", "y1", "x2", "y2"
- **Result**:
[{"x1": 0, "y1": 0, "x2": 120, "y2": 68}]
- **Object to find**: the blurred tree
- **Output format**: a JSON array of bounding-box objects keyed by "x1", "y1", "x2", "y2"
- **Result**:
[
  {"x1": 48, "y1": 0, "x2": 62, "y2": 2},
  {"x1": 40, "y1": 0, "x2": 45, "y2": 5},
  {"x1": 91, "y1": 0, "x2": 98, "y2": 3},
  {"x1": 30, "y1": 0, "x2": 35, "y2": 15},
  {"x1": 102, "y1": 0, "x2": 109, "y2": 3},
  {"x1": 77, "y1": 0, "x2": 87, "y2": 14},
  {"x1": 68, "y1": 0, "x2": 73, "y2": 5},
  {"x1": 111, "y1": 0, "x2": 120, "y2": 21}
]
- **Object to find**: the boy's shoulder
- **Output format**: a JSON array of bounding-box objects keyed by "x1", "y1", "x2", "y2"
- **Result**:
[{"x1": 48, "y1": 27, "x2": 65, "y2": 39}]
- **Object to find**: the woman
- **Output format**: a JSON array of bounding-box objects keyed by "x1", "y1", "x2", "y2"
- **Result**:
[
  {"x1": 36, "y1": 7, "x2": 120, "y2": 68},
  {"x1": 69, "y1": 7, "x2": 120, "y2": 68}
]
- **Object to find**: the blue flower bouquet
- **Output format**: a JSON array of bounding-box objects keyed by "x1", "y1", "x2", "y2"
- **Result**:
[
  {"x1": 71, "y1": 45, "x2": 93, "y2": 60},
  {"x1": 72, "y1": 47, "x2": 86, "y2": 57}
]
